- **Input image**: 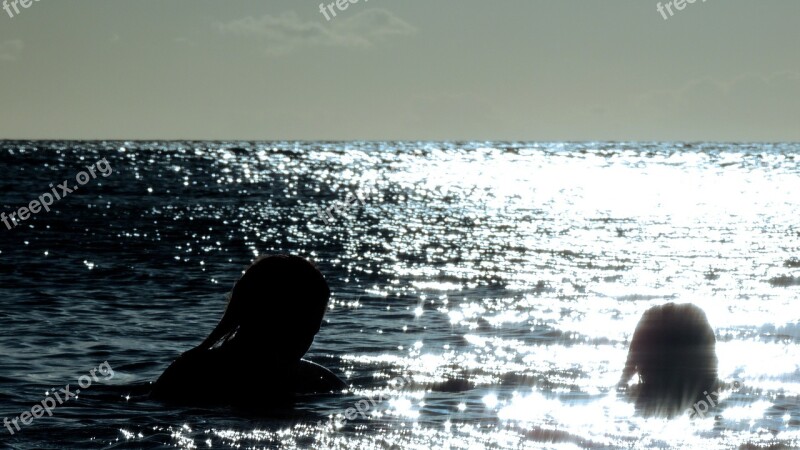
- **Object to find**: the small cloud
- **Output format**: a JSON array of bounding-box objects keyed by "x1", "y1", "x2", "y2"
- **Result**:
[
  {"x1": 215, "y1": 9, "x2": 415, "y2": 55},
  {"x1": 0, "y1": 39, "x2": 24, "y2": 62},
  {"x1": 110, "y1": 34, "x2": 120, "y2": 43},
  {"x1": 337, "y1": 8, "x2": 416, "y2": 41}
]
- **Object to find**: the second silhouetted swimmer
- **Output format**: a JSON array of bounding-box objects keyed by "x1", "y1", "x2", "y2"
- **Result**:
[{"x1": 618, "y1": 302, "x2": 719, "y2": 417}]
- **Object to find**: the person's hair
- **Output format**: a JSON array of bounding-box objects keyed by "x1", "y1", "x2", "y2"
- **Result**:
[
  {"x1": 620, "y1": 302, "x2": 718, "y2": 415},
  {"x1": 195, "y1": 254, "x2": 330, "y2": 359}
]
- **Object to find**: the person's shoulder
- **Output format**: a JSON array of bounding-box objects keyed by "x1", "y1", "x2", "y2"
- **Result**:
[
  {"x1": 151, "y1": 349, "x2": 222, "y2": 402},
  {"x1": 293, "y1": 359, "x2": 347, "y2": 394},
  {"x1": 151, "y1": 352, "x2": 346, "y2": 405}
]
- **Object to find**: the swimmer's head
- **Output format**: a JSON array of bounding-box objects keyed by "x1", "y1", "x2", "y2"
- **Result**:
[
  {"x1": 202, "y1": 254, "x2": 330, "y2": 361},
  {"x1": 620, "y1": 302, "x2": 718, "y2": 416}
]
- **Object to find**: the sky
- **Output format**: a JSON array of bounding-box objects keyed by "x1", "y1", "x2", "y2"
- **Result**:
[{"x1": 0, "y1": 0, "x2": 798, "y2": 141}]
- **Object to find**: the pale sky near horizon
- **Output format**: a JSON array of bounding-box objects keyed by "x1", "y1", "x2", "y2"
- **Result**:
[{"x1": 0, "y1": 1, "x2": 798, "y2": 141}]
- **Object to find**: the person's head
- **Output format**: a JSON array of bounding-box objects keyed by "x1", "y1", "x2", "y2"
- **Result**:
[
  {"x1": 620, "y1": 302, "x2": 718, "y2": 416},
  {"x1": 199, "y1": 254, "x2": 330, "y2": 361}
]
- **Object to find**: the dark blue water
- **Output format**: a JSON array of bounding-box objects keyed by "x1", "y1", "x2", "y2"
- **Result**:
[{"x1": 1, "y1": 141, "x2": 799, "y2": 449}]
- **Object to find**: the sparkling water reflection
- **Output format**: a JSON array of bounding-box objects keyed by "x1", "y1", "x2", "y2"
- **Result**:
[{"x1": 0, "y1": 141, "x2": 798, "y2": 448}]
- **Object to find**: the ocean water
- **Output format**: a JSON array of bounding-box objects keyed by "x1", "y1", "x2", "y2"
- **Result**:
[{"x1": 1, "y1": 141, "x2": 799, "y2": 449}]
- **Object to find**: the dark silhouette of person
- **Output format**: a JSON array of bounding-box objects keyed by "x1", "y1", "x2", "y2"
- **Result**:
[
  {"x1": 618, "y1": 302, "x2": 719, "y2": 417},
  {"x1": 151, "y1": 254, "x2": 346, "y2": 406}
]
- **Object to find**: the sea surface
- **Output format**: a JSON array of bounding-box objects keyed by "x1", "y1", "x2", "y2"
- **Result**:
[{"x1": 1, "y1": 141, "x2": 799, "y2": 449}]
